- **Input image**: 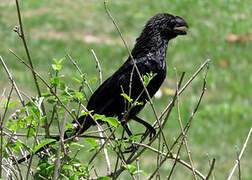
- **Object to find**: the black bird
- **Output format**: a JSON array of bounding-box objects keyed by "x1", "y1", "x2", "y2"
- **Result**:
[
  {"x1": 72, "y1": 13, "x2": 188, "y2": 140},
  {"x1": 17, "y1": 13, "x2": 188, "y2": 164}
]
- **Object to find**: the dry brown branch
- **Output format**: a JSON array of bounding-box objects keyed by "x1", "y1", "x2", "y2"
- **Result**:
[{"x1": 14, "y1": 0, "x2": 48, "y2": 136}]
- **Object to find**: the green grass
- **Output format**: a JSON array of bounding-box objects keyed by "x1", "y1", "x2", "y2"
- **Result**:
[{"x1": 1, "y1": 0, "x2": 252, "y2": 179}]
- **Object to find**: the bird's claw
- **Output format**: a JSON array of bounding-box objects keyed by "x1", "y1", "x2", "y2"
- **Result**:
[
  {"x1": 142, "y1": 127, "x2": 156, "y2": 141},
  {"x1": 123, "y1": 142, "x2": 138, "y2": 153}
]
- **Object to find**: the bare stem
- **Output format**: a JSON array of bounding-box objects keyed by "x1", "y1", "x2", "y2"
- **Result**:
[
  {"x1": 91, "y1": 49, "x2": 103, "y2": 85},
  {"x1": 206, "y1": 158, "x2": 216, "y2": 180},
  {"x1": 53, "y1": 100, "x2": 70, "y2": 179},
  {"x1": 14, "y1": 0, "x2": 48, "y2": 136},
  {"x1": 0, "y1": 84, "x2": 14, "y2": 178},
  {"x1": 227, "y1": 126, "x2": 252, "y2": 180}
]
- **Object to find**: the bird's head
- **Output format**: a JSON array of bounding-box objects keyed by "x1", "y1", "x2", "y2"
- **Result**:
[{"x1": 144, "y1": 13, "x2": 189, "y2": 40}]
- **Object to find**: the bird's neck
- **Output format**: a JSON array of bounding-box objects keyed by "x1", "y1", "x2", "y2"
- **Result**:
[{"x1": 131, "y1": 37, "x2": 169, "y2": 60}]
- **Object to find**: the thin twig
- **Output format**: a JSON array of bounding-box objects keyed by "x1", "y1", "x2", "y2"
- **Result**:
[
  {"x1": 132, "y1": 142, "x2": 206, "y2": 179},
  {"x1": 0, "y1": 56, "x2": 29, "y2": 116},
  {"x1": 14, "y1": 0, "x2": 48, "y2": 135},
  {"x1": 205, "y1": 158, "x2": 216, "y2": 180},
  {"x1": 53, "y1": 100, "x2": 70, "y2": 179},
  {"x1": 227, "y1": 126, "x2": 252, "y2": 180},
  {"x1": 0, "y1": 84, "x2": 14, "y2": 178},
  {"x1": 91, "y1": 49, "x2": 103, "y2": 85},
  {"x1": 97, "y1": 126, "x2": 111, "y2": 175},
  {"x1": 175, "y1": 68, "x2": 197, "y2": 180},
  {"x1": 66, "y1": 54, "x2": 93, "y2": 94}
]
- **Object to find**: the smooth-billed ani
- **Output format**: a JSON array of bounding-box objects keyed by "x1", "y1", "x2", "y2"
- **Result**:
[{"x1": 73, "y1": 13, "x2": 188, "y2": 139}]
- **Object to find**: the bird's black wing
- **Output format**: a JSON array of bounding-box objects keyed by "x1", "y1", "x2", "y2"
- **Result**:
[{"x1": 86, "y1": 56, "x2": 158, "y2": 118}]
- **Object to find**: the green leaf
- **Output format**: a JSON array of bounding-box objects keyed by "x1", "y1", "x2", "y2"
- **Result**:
[
  {"x1": 15, "y1": 141, "x2": 32, "y2": 152},
  {"x1": 123, "y1": 164, "x2": 137, "y2": 173},
  {"x1": 52, "y1": 64, "x2": 62, "y2": 71},
  {"x1": 121, "y1": 93, "x2": 133, "y2": 103},
  {"x1": 79, "y1": 110, "x2": 93, "y2": 117},
  {"x1": 51, "y1": 77, "x2": 60, "y2": 86},
  {"x1": 97, "y1": 176, "x2": 111, "y2": 180},
  {"x1": 94, "y1": 114, "x2": 105, "y2": 121},
  {"x1": 7, "y1": 100, "x2": 20, "y2": 108},
  {"x1": 41, "y1": 93, "x2": 51, "y2": 97},
  {"x1": 9, "y1": 123, "x2": 18, "y2": 131},
  {"x1": 129, "y1": 136, "x2": 138, "y2": 141},
  {"x1": 70, "y1": 142, "x2": 85, "y2": 148},
  {"x1": 143, "y1": 72, "x2": 157, "y2": 86},
  {"x1": 62, "y1": 165, "x2": 73, "y2": 171},
  {"x1": 81, "y1": 73, "x2": 87, "y2": 80},
  {"x1": 88, "y1": 78, "x2": 97, "y2": 84},
  {"x1": 33, "y1": 139, "x2": 57, "y2": 154},
  {"x1": 72, "y1": 77, "x2": 82, "y2": 83},
  {"x1": 75, "y1": 92, "x2": 84, "y2": 99},
  {"x1": 85, "y1": 138, "x2": 98, "y2": 147},
  {"x1": 103, "y1": 117, "x2": 119, "y2": 128}
]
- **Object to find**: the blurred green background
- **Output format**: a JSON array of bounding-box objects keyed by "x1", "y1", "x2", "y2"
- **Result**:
[{"x1": 0, "y1": 0, "x2": 252, "y2": 179}]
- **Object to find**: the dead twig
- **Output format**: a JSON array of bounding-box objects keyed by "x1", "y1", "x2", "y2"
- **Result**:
[
  {"x1": 227, "y1": 126, "x2": 252, "y2": 180},
  {"x1": 14, "y1": 0, "x2": 48, "y2": 136}
]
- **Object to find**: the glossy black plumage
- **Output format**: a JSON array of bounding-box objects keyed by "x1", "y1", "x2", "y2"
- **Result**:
[{"x1": 74, "y1": 13, "x2": 188, "y2": 137}]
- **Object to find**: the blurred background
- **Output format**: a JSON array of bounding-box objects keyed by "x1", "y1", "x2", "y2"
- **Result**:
[{"x1": 0, "y1": 0, "x2": 252, "y2": 179}]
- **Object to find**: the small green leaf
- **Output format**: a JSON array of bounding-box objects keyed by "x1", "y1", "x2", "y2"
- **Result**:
[
  {"x1": 88, "y1": 78, "x2": 97, "y2": 84},
  {"x1": 81, "y1": 73, "x2": 87, "y2": 79},
  {"x1": 103, "y1": 117, "x2": 119, "y2": 128},
  {"x1": 41, "y1": 93, "x2": 51, "y2": 97},
  {"x1": 143, "y1": 72, "x2": 157, "y2": 86},
  {"x1": 123, "y1": 164, "x2": 137, "y2": 173},
  {"x1": 75, "y1": 92, "x2": 84, "y2": 99},
  {"x1": 62, "y1": 165, "x2": 74, "y2": 171},
  {"x1": 79, "y1": 110, "x2": 93, "y2": 117},
  {"x1": 7, "y1": 100, "x2": 20, "y2": 108},
  {"x1": 94, "y1": 114, "x2": 105, "y2": 121},
  {"x1": 85, "y1": 138, "x2": 98, "y2": 147},
  {"x1": 129, "y1": 136, "x2": 138, "y2": 141},
  {"x1": 10, "y1": 123, "x2": 18, "y2": 131},
  {"x1": 72, "y1": 77, "x2": 82, "y2": 83},
  {"x1": 70, "y1": 142, "x2": 85, "y2": 148},
  {"x1": 15, "y1": 141, "x2": 32, "y2": 152},
  {"x1": 33, "y1": 139, "x2": 56, "y2": 154},
  {"x1": 97, "y1": 177, "x2": 111, "y2": 180},
  {"x1": 52, "y1": 64, "x2": 62, "y2": 71},
  {"x1": 51, "y1": 77, "x2": 60, "y2": 86},
  {"x1": 121, "y1": 93, "x2": 133, "y2": 103}
]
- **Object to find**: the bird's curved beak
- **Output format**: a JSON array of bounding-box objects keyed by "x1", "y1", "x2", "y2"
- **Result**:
[
  {"x1": 173, "y1": 16, "x2": 189, "y2": 35},
  {"x1": 173, "y1": 25, "x2": 188, "y2": 35}
]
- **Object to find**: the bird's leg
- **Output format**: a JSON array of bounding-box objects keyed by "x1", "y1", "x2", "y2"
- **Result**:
[
  {"x1": 121, "y1": 121, "x2": 138, "y2": 153},
  {"x1": 132, "y1": 116, "x2": 156, "y2": 141}
]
